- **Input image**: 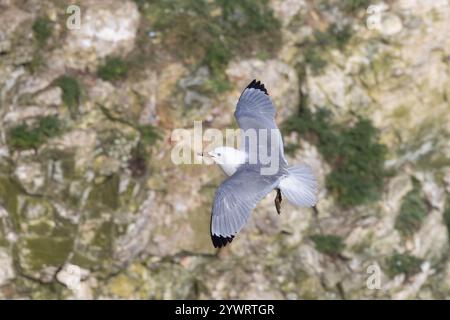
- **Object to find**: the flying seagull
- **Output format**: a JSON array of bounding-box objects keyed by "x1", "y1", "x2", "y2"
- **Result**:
[{"x1": 205, "y1": 80, "x2": 318, "y2": 248}]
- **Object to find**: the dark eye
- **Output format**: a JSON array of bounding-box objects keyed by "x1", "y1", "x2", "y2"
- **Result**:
[{"x1": 217, "y1": 153, "x2": 221, "y2": 156}]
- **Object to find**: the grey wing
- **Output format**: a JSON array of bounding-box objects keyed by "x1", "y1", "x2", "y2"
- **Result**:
[
  {"x1": 210, "y1": 165, "x2": 281, "y2": 248},
  {"x1": 235, "y1": 80, "x2": 287, "y2": 165}
]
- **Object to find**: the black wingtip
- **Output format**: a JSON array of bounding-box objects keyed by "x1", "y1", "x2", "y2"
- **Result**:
[
  {"x1": 211, "y1": 234, "x2": 234, "y2": 248},
  {"x1": 246, "y1": 79, "x2": 268, "y2": 95}
]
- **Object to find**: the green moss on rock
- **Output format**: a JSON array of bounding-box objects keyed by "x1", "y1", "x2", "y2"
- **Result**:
[
  {"x1": 20, "y1": 197, "x2": 53, "y2": 221},
  {"x1": 386, "y1": 253, "x2": 423, "y2": 278},
  {"x1": 70, "y1": 251, "x2": 99, "y2": 269},
  {"x1": 20, "y1": 236, "x2": 74, "y2": 270},
  {"x1": 300, "y1": 24, "x2": 353, "y2": 75},
  {"x1": 27, "y1": 221, "x2": 54, "y2": 236},
  {"x1": 32, "y1": 17, "x2": 52, "y2": 46},
  {"x1": 284, "y1": 107, "x2": 388, "y2": 207},
  {"x1": 310, "y1": 234, "x2": 345, "y2": 256},
  {"x1": 87, "y1": 174, "x2": 120, "y2": 210},
  {"x1": 203, "y1": 75, "x2": 232, "y2": 94},
  {"x1": 12, "y1": 276, "x2": 65, "y2": 299},
  {"x1": 340, "y1": 0, "x2": 371, "y2": 14},
  {"x1": 304, "y1": 47, "x2": 328, "y2": 75},
  {"x1": 395, "y1": 178, "x2": 428, "y2": 237},
  {"x1": 144, "y1": 261, "x2": 199, "y2": 299},
  {"x1": 16, "y1": 202, "x2": 77, "y2": 272},
  {"x1": 69, "y1": 215, "x2": 117, "y2": 270},
  {"x1": 92, "y1": 221, "x2": 114, "y2": 253},
  {"x1": 8, "y1": 124, "x2": 42, "y2": 151},
  {"x1": 141, "y1": 0, "x2": 281, "y2": 77},
  {"x1": 138, "y1": 125, "x2": 160, "y2": 145},
  {"x1": 55, "y1": 76, "x2": 81, "y2": 117},
  {"x1": 59, "y1": 153, "x2": 77, "y2": 180},
  {"x1": 314, "y1": 24, "x2": 353, "y2": 50},
  {"x1": 41, "y1": 149, "x2": 77, "y2": 180},
  {"x1": 7, "y1": 116, "x2": 63, "y2": 151},
  {"x1": 0, "y1": 176, "x2": 21, "y2": 219},
  {"x1": 97, "y1": 56, "x2": 128, "y2": 81},
  {"x1": 36, "y1": 116, "x2": 62, "y2": 137}
]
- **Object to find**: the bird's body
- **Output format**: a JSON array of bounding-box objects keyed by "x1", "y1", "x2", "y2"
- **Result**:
[{"x1": 207, "y1": 80, "x2": 318, "y2": 248}]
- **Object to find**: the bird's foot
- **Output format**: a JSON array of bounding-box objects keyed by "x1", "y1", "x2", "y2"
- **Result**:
[{"x1": 275, "y1": 188, "x2": 282, "y2": 214}]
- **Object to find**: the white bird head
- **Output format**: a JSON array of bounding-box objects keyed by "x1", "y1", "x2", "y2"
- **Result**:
[
  {"x1": 208, "y1": 146, "x2": 246, "y2": 176},
  {"x1": 208, "y1": 146, "x2": 228, "y2": 164}
]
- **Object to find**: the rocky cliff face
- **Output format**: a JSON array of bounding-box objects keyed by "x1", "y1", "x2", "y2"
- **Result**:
[{"x1": 0, "y1": 0, "x2": 449, "y2": 299}]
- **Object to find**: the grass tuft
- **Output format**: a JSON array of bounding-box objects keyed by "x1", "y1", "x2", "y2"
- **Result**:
[
  {"x1": 55, "y1": 76, "x2": 81, "y2": 116},
  {"x1": 32, "y1": 17, "x2": 52, "y2": 46},
  {"x1": 386, "y1": 253, "x2": 423, "y2": 278},
  {"x1": 340, "y1": 0, "x2": 371, "y2": 14},
  {"x1": 97, "y1": 57, "x2": 128, "y2": 82},
  {"x1": 300, "y1": 24, "x2": 353, "y2": 75},
  {"x1": 395, "y1": 178, "x2": 428, "y2": 237},
  {"x1": 139, "y1": 0, "x2": 281, "y2": 78},
  {"x1": 8, "y1": 116, "x2": 63, "y2": 151},
  {"x1": 137, "y1": 125, "x2": 160, "y2": 145},
  {"x1": 284, "y1": 107, "x2": 388, "y2": 207},
  {"x1": 310, "y1": 234, "x2": 345, "y2": 256}
]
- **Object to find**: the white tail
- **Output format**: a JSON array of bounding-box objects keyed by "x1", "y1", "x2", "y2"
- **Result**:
[{"x1": 279, "y1": 164, "x2": 318, "y2": 207}]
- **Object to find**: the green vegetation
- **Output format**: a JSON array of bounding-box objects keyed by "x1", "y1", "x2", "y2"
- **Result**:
[
  {"x1": 28, "y1": 52, "x2": 45, "y2": 74},
  {"x1": 138, "y1": 0, "x2": 281, "y2": 77},
  {"x1": 395, "y1": 178, "x2": 428, "y2": 237},
  {"x1": 98, "y1": 104, "x2": 160, "y2": 148},
  {"x1": 284, "y1": 107, "x2": 388, "y2": 207},
  {"x1": 32, "y1": 17, "x2": 52, "y2": 46},
  {"x1": 97, "y1": 56, "x2": 128, "y2": 81},
  {"x1": 137, "y1": 124, "x2": 160, "y2": 145},
  {"x1": 8, "y1": 116, "x2": 63, "y2": 151},
  {"x1": 97, "y1": 103, "x2": 158, "y2": 178},
  {"x1": 301, "y1": 24, "x2": 353, "y2": 75},
  {"x1": 41, "y1": 149, "x2": 77, "y2": 180},
  {"x1": 304, "y1": 48, "x2": 328, "y2": 75},
  {"x1": 127, "y1": 125, "x2": 160, "y2": 177},
  {"x1": 314, "y1": 24, "x2": 353, "y2": 50},
  {"x1": 92, "y1": 220, "x2": 115, "y2": 253},
  {"x1": 0, "y1": 177, "x2": 21, "y2": 221},
  {"x1": 55, "y1": 76, "x2": 81, "y2": 116},
  {"x1": 37, "y1": 115, "x2": 62, "y2": 137},
  {"x1": 98, "y1": 104, "x2": 161, "y2": 151},
  {"x1": 310, "y1": 234, "x2": 345, "y2": 256},
  {"x1": 8, "y1": 124, "x2": 41, "y2": 151},
  {"x1": 203, "y1": 75, "x2": 232, "y2": 94},
  {"x1": 386, "y1": 253, "x2": 423, "y2": 278},
  {"x1": 340, "y1": 0, "x2": 371, "y2": 14},
  {"x1": 87, "y1": 174, "x2": 120, "y2": 210},
  {"x1": 22, "y1": 236, "x2": 74, "y2": 269}
]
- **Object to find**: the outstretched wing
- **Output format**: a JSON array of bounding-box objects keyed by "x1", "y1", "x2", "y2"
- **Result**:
[
  {"x1": 235, "y1": 79, "x2": 275, "y2": 131},
  {"x1": 234, "y1": 80, "x2": 287, "y2": 166},
  {"x1": 210, "y1": 165, "x2": 281, "y2": 248}
]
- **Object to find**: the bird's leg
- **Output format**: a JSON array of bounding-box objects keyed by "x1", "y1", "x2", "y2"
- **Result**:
[{"x1": 275, "y1": 188, "x2": 282, "y2": 214}]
